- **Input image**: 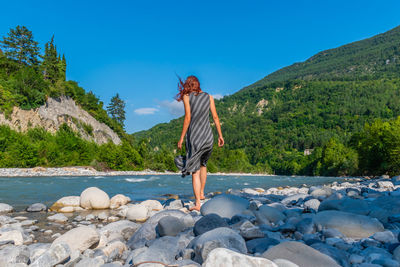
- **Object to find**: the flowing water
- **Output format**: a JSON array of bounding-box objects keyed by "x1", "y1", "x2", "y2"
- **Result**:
[{"x1": 0, "y1": 174, "x2": 350, "y2": 210}]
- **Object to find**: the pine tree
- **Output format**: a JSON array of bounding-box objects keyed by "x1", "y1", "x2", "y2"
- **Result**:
[
  {"x1": 0, "y1": 26, "x2": 40, "y2": 66},
  {"x1": 41, "y1": 35, "x2": 60, "y2": 83},
  {"x1": 107, "y1": 94, "x2": 126, "y2": 127},
  {"x1": 58, "y1": 54, "x2": 67, "y2": 81}
]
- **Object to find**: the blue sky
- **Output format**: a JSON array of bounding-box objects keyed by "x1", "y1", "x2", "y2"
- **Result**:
[{"x1": 1, "y1": 1, "x2": 400, "y2": 133}]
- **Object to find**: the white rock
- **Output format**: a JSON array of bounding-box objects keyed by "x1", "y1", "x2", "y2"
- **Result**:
[
  {"x1": 47, "y1": 213, "x2": 68, "y2": 223},
  {"x1": 126, "y1": 204, "x2": 149, "y2": 222},
  {"x1": 0, "y1": 229, "x2": 24, "y2": 245},
  {"x1": 52, "y1": 226, "x2": 100, "y2": 252},
  {"x1": 30, "y1": 243, "x2": 71, "y2": 267},
  {"x1": 50, "y1": 196, "x2": 80, "y2": 212},
  {"x1": 100, "y1": 240, "x2": 127, "y2": 256},
  {"x1": 203, "y1": 247, "x2": 278, "y2": 267},
  {"x1": 377, "y1": 181, "x2": 394, "y2": 189},
  {"x1": 0, "y1": 203, "x2": 13, "y2": 213},
  {"x1": 303, "y1": 199, "x2": 320, "y2": 210},
  {"x1": 141, "y1": 199, "x2": 163, "y2": 211},
  {"x1": 80, "y1": 187, "x2": 110, "y2": 209},
  {"x1": 273, "y1": 258, "x2": 300, "y2": 267},
  {"x1": 372, "y1": 230, "x2": 397, "y2": 243},
  {"x1": 110, "y1": 194, "x2": 130, "y2": 209}
]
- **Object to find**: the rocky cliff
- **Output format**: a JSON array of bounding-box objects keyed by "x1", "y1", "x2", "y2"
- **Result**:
[{"x1": 0, "y1": 96, "x2": 121, "y2": 145}]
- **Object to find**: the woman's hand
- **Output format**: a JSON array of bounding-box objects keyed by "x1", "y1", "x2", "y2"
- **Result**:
[
  {"x1": 218, "y1": 136, "x2": 224, "y2": 147},
  {"x1": 178, "y1": 138, "x2": 184, "y2": 150}
]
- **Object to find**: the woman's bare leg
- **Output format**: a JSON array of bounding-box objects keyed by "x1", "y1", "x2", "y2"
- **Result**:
[
  {"x1": 190, "y1": 170, "x2": 201, "y2": 211},
  {"x1": 200, "y1": 166, "x2": 207, "y2": 200}
]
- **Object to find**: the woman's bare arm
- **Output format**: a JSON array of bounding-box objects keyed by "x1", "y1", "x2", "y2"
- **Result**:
[
  {"x1": 210, "y1": 95, "x2": 224, "y2": 147},
  {"x1": 178, "y1": 94, "x2": 191, "y2": 149}
]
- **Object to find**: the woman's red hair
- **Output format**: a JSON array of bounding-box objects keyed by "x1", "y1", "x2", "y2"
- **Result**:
[{"x1": 175, "y1": 75, "x2": 201, "y2": 102}]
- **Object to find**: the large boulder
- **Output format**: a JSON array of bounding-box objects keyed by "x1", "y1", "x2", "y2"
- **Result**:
[
  {"x1": 80, "y1": 187, "x2": 110, "y2": 209},
  {"x1": 156, "y1": 216, "x2": 186, "y2": 237},
  {"x1": 256, "y1": 205, "x2": 286, "y2": 224},
  {"x1": 50, "y1": 196, "x2": 81, "y2": 212},
  {"x1": 109, "y1": 194, "x2": 130, "y2": 209},
  {"x1": 141, "y1": 199, "x2": 163, "y2": 211},
  {"x1": 203, "y1": 248, "x2": 278, "y2": 267},
  {"x1": 314, "y1": 210, "x2": 384, "y2": 239},
  {"x1": 189, "y1": 227, "x2": 246, "y2": 263},
  {"x1": 127, "y1": 210, "x2": 187, "y2": 249},
  {"x1": 193, "y1": 213, "x2": 228, "y2": 236},
  {"x1": 52, "y1": 226, "x2": 100, "y2": 252},
  {"x1": 200, "y1": 194, "x2": 249, "y2": 219},
  {"x1": 30, "y1": 243, "x2": 71, "y2": 267},
  {"x1": 126, "y1": 204, "x2": 149, "y2": 222},
  {"x1": 262, "y1": 241, "x2": 341, "y2": 267},
  {"x1": 0, "y1": 245, "x2": 30, "y2": 266},
  {"x1": 0, "y1": 203, "x2": 13, "y2": 213},
  {"x1": 0, "y1": 229, "x2": 24, "y2": 245},
  {"x1": 318, "y1": 198, "x2": 370, "y2": 215}
]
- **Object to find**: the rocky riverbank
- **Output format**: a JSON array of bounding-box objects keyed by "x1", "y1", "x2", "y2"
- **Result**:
[
  {"x1": 1, "y1": 175, "x2": 400, "y2": 266},
  {"x1": 0, "y1": 167, "x2": 272, "y2": 177}
]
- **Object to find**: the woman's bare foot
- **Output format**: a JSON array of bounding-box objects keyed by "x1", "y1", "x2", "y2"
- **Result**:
[{"x1": 190, "y1": 201, "x2": 201, "y2": 211}]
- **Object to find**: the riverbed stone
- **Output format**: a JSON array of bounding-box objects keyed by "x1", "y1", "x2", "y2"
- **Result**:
[
  {"x1": 141, "y1": 199, "x2": 163, "y2": 211},
  {"x1": 200, "y1": 194, "x2": 249, "y2": 219},
  {"x1": 193, "y1": 213, "x2": 228, "y2": 236},
  {"x1": 273, "y1": 259, "x2": 300, "y2": 267},
  {"x1": 127, "y1": 210, "x2": 187, "y2": 249},
  {"x1": 47, "y1": 213, "x2": 68, "y2": 223},
  {"x1": 310, "y1": 242, "x2": 349, "y2": 267},
  {"x1": 98, "y1": 220, "x2": 140, "y2": 242},
  {"x1": 262, "y1": 241, "x2": 341, "y2": 267},
  {"x1": 109, "y1": 194, "x2": 130, "y2": 209},
  {"x1": 0, "y1": 245, "x2": 30, "y2": 266},
  {"x1": 239, "y1": 220, "x2": 264, "y2": 240},
  {"x1": 203, "y1": 247, "x2": 278, "y2": 267},
  {"x1": 0, "y1": 229, "x2": 24, "y2": 245},
  {"x1": 303, "y1": 199, "x2": 320, "y2": 211},
  {"x1": 314, "y1": 210, "x2": 384, "y2": 239},
  {"x1": 30, "y1": 243, "x2": 71, "y2": 267},
  {"x1": 318, "y1": 197, "x2": 370, "y2": 215},
  {"x1": 26, "y1": 203, "x2": 47, "y2": 212},
  {"x1": 372, "y1": 230, "x2": 397, "y2": 243},
  {"x1": 0, "y1": 203, "x2": 13, "y2": 213},
  {"x1": 80, "y1": 187, "x2": 110, "y2": 209},
  {"x1": 75, "y1": 257, "x2": 105, "y2": 267},
  {"x1": 281, "y1": 194, "x2": 308, "y2": 205},
  {"x1": 52, "y1": 225, "x2": 100, "y2": 252},
  {"x1": 156, "y1": 216, "x2": 186, "y2": 236},
  {"x1": 246, "y1": 237, "x2": 280, "y2": 254},
  {"x1": 50, "y1": 196, "x2": 80, "y2": 212},
  {"x1": 189, "y1": 227, "x2": 246, "y2": 263},
  {"x1": 256, "y1": 205, "x2": 286, "y2": 224},
  {"x1": 126, "y1": 204, "x2": 149, "y2": 222}
]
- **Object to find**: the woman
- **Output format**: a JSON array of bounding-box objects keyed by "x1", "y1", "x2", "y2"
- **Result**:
[{"x1": 174, "y1": 75, "x2": 224, "y2": 211}]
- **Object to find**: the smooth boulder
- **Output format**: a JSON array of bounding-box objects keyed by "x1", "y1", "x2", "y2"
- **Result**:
[
  {"x1": 189, "y1": 227, "x2": 246, "y2": 263},
  {"x1": 314, "y1": 210, "x2": 384, "y2": 239},
  {"x1": 156, "y1": 216, "x2": 186, "y2": 236},
  {"x1": 30, "y1": 243, "x2": 71, "y2": 267},
  {"x1": 0, "y1": 203, "x2": 13, "y2": 213},
  {"x1": 200, "y1": 194, "x2": 249, "y2": 219},
  {"x1": 26, "y1": 203, "x2": 47, "y2": 212},
  {"x1": 256, "y1": 205, "x2": 286, "y2": 224},
  {"x1": 52, "y1": 226, "x2": 100, "y2": 252},
  {"x1": 193, "y1": 213, "x2": 229, "y2": 236},
  {"x1": 50, "y1": 196, "x2": 81, "y2": 212},
  {"x1": 262, "y1": 241, "x2": 341, "y2": 267},
  {"x1": 80, "y1": 187, "x2": 110, "y2": 210},
  {"x1": 109, "y1": 194, "x2": 130, "y2": 209},
  {"x1": 126, "y1": 204, "x2": 149, "y2": 222},
  {"x1": 203, "y1": 248, "x2": 278, "y2": 267}
]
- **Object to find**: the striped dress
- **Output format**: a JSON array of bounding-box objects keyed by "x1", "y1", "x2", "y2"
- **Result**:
[{"x1": 175, "y1": 92, "x2": 213, "y2": 177}]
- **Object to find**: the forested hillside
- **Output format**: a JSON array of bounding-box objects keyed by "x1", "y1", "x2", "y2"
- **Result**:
[
  {"x1": 0, "y1": 26, "x2": 178, "y2": 171},
  {"x1": 135, "y1": 25, "x2": 400, "y2": 176}
]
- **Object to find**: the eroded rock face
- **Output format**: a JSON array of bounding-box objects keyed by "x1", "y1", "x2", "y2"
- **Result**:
[{"x1": 0, "y1": 96, "x2": 121, "y2": 145}]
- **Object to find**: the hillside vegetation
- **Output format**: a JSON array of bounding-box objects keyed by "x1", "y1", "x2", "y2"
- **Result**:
[
  {"x1": 135, "y1": 25, "x2": 400, "y2": 176},
  {"x1": 0, "y1": 26, "x2": 178, "y2": 171}
]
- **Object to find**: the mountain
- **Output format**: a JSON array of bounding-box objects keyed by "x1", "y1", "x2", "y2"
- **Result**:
[
  {"x1": 134, "y1": 25, "x2": 400, "y2": 175},
  {"x1": 244, "y1": 25, "x2": 400, "y2": 90}
]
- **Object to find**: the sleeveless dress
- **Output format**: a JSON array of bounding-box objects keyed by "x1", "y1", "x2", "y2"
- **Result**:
[{"x1": 175, "y1": 92, "x2": 214, "y2": 177}]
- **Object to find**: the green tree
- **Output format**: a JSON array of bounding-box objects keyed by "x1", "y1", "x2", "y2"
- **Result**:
[
  {"x1": 0, "y1": 26, "x2": 40, "y2": 66},
  {"x1": 41, "y1": 35, "x2": 60, "y2": 83},
  {"x1": 107, "y1": 93, "x2": 126, "y2": 127}
]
